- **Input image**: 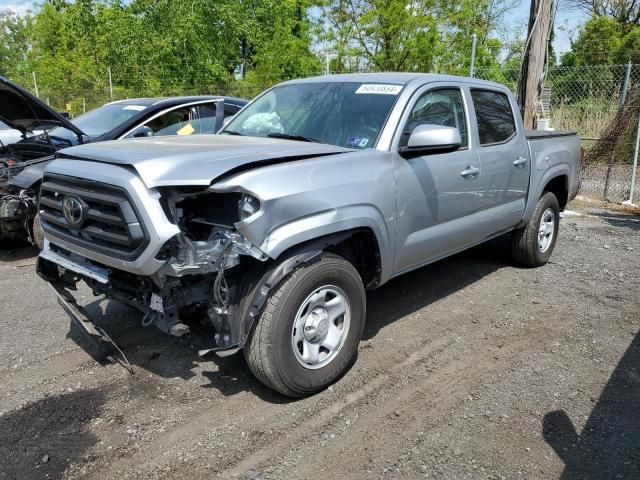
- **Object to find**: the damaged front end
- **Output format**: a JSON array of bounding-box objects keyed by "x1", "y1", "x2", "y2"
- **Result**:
[
  {"x1": 0, "y1": 157, "x2": 40, "y2": 243},
  {"x1": 38, "y1": 184, "x2": 272, "y2": 357}
]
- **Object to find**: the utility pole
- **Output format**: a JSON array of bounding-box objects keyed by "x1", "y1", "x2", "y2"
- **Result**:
[
  {"x1": 326, "y1": 50, "x2": 330, "y2": 76},
  {"x1": 469, "y1": 34, "x2": 477, "y2": 78},
  {"x1": 32, "y1": 71, "x2": 39, "y2": 98},
  {"x1": 518, "y1": 0, "x2": 554, "y2": 129},
  {"x1": 108, "y1": 66, "x2": 114, "y2": 101}
]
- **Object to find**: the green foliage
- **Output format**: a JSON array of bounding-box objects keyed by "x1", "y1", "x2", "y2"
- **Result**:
[
  {"x1": 561, "y1": 16, "x2": 623, "y2": 66},
  {"x1": 318, "y1": 0, "x2": 518, "y2": 75},
  {"x1": 0, "y1": 12, "x2": 32, "y2": 82},
  {"x1": 0, "y1": 0, "x2": 519, "y2": 114},
  {"x1": 0, "y1": 0, "x2": 321, "y2": 114},
  {"x1": 560, "y1": 16, "x2": 640, "y2": 66}
]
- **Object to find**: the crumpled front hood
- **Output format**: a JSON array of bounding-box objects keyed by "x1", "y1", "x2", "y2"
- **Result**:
[{"x1": 55, "y1": 135, "x2": 353, "y2": 188}]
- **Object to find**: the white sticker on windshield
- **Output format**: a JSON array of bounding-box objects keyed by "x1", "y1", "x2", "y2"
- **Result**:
[
  {"x1": 122, "y1": 105, "x2": 147, "y2": 111},
  {"x1": 355, "y1": 84, "x2": 403, "y2": 95}
]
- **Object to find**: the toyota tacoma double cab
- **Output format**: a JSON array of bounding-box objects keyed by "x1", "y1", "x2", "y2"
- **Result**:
[{"x1": 36, "y1": 74, "x2": 581, "y2": 396}]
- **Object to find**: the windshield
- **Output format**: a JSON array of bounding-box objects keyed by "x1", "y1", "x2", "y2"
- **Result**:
[
  {"x1": 48, "y1": 103, "x2": 148, "y2": 139},
  {"x1": 222, "y1": 82, "x2": 402, "y2": 149}
]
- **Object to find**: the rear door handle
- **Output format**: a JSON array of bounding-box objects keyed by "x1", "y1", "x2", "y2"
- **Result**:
[
  {"x1": 460, "y1": 165, "x2": 480, "y2": 179},
  {"x1": 513, "y1": 157, "x2": 528, "y2": 168}
]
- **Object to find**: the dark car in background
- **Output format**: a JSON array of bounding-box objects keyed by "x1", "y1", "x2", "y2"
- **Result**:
[{"x1": 0, "y1": 76, "x2": 247, "y2": 247}]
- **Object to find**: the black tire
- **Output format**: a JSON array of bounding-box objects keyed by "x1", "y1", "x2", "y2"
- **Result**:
[
  {"x1": 32, "y1": 212, "x2": 45, "y2": 250},
  {"x1": 244, "y1": 253, "x2": 365, "y2": 397},
  {"x1": 512, "y1": 191, "x2": 560, "y2": 267}
]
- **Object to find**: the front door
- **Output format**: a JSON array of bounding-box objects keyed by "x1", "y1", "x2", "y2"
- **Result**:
[{"x1": 392, "y1": 84, "x2": 482, "y2": 274}]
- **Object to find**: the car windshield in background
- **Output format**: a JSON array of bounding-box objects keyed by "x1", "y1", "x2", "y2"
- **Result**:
[
  {"x1": 49, "y1": 103, "x2": 148, "y2": 139},
  {"x1": 221, "y1": 82, "x2": 402, "y2": 149}
]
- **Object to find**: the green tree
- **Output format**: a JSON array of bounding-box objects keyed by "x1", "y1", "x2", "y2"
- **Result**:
[
  {"x1": 560, "y1": 16, "x2": 623, "y2": 66},
  {"x1": 318, "y1": 0, "x2": 516, "y2": 75},
  {"x1": 0, "y1": 11, "x2": 33, "y2": 85}
]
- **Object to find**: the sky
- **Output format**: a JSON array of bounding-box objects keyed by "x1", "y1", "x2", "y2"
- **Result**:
[
  {"x1": 512, "y1": 1, "x2": 587, "y2": 56},
  {"x1": 0, "y1": 0, "x2": 587, "y2": 56}
]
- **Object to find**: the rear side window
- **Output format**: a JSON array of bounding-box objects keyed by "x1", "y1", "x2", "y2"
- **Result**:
[{"x1": 470, "y1": 90, "x2": 516, "y2": 145}]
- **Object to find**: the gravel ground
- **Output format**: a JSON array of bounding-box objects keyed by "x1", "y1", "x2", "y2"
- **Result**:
[{"x1": 0, "y1": 200, "x2": 638, "y2": 480}]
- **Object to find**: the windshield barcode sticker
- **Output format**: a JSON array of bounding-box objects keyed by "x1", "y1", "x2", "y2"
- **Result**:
[
  {"x1": 123, "y1": 105, "x2": 147, "y2": 111},
  {"x1": 355, "y1": 84, "x2": 403, "y2": 95}
]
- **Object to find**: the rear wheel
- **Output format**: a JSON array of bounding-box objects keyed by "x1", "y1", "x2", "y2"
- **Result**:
[
  {"x1": 512, "y1": 192, "x2": 560, "y2": 267},
  {"x1": 244, "y1": 253, "x2": 365, "y2": 397}
]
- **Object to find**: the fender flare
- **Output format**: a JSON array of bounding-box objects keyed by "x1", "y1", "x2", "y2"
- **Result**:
[
  {"x1": 519, "y1": 165, "x2": 570, "y2": 227},
  {"x1": 242, "y1": 204, "x2": 393, "y2": 282},
  {"x1": 229, "y1": 230, "x2": 360, "y2": 351}
]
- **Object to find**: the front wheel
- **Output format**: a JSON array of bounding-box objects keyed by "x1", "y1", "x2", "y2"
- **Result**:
[
  {"x1": 32, "y1": 212, "x2": 45, "y2": 250},
  {"x1": 244, "y1": 253, "x2": 366, "y2": 397},
  {"x1": 512, "y1": 192, "x2": 560, "y2": 267}
]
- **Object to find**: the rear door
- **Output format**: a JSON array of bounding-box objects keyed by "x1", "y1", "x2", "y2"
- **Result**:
[{"x1": 469, "y1": 88, "x2": 529, "y2": 233}]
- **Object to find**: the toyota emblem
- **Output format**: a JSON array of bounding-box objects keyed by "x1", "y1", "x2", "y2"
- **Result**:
[{"x1": 62, "y1": 195, "x2": 87, "y2": 228}]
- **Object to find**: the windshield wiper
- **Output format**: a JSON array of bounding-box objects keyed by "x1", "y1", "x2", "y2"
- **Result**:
[
  {"x1": 221, "y1": 130, "x2": 244, "y2": 136},
  {"x1": 266, "y1": 132, "x2": 319, "y2": 143}
]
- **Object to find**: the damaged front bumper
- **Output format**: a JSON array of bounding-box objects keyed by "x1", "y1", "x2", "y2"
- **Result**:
[{"x1": 36, "y1": 236, "x2": 264, "y2": 358}]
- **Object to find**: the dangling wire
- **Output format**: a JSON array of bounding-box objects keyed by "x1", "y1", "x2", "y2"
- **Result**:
[{"x1": 212, "y1": 241, "x2": 234, "y2": 312}]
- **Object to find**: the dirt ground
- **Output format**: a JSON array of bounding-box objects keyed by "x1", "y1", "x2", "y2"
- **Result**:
[{"x1": 0, "y1": 201, "x2": 639, "y2": 480}]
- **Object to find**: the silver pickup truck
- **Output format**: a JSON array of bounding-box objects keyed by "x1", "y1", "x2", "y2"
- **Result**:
[{"x1": 36, "y1": 74, "x2": 581, "y2": 396}]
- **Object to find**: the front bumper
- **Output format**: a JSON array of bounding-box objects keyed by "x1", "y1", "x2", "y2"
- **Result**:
[
  {"x1": 36, "y1": 248, "x2": 243, "y2": 354},
  {"x1": 37, "y1": 255, "x2": 115, "y2": 357}
]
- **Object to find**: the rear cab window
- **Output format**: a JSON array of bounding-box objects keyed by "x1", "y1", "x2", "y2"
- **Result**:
[{"x1": 470, "y1": 89, "x2": 516, "y2": 145}]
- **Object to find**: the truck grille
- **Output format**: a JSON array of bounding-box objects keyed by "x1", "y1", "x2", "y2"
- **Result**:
[{"x1": 39, "y1": 174, "x2": 148, "y2": 260}]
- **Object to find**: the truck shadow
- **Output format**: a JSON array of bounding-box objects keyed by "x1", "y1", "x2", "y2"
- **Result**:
[
  {"x1": 0, "y1": 242, "x2": 38, "y2": 262},
  {"x1": 0, "y1": 388, "x2": 105, "y2": 480},
  {"x1": 73, "y1": 300, "x2": 286, "y2": 401},
  {"x1": 542, "y1": 330, "x2": 640, "y2": 479},
  {"x1": 587, "y1": 211, "x2": 640, "y2": 232},
  {"x1": 66, "y1": 236, "x2": 513, "y2": 400},
  {"x1": 363, "y1": 237, "x2": 511, "y2": 340}
]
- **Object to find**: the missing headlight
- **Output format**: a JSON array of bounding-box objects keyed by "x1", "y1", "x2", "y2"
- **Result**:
[
  {"x1": 177, "y1": 192, "x2": 243, "y2": 240},
  {"x1": 238, "y1": 194, "x2": 261, "y2": 222}
]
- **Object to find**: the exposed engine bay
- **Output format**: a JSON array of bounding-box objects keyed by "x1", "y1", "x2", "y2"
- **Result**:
[
  {"x1": 0, "y1": 153, "x2": 50, "y2": 244},
  {"x1": 38, "y1": 186, "x2": 276, "y2": 356}
]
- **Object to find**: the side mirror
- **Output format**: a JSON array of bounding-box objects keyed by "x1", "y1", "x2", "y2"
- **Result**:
[
  {"x1": 399, "y1": 124, "x2": 461, "y2": 157},
  {"x1": 222, "y1": 116, "x2": 234, "y2": 129},
  {"x1": 132, "y1": 126, "x2": 154, "y2": 138}
]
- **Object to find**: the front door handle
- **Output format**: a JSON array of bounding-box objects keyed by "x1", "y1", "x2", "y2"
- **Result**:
[
  {"x1": 513, "y1": 156, "x2": 528, "y2": 168},
  {"x1": 460, "y1": 165, "x2": 480, "y2": 179}
]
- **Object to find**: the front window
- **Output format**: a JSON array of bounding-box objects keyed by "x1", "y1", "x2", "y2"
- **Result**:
[
  {"x1": 404, "y1": 89, "x2": 468, "y2": 147},
  {"x1": 221, "y1": 82, "x2": 402, "y2": 149}
]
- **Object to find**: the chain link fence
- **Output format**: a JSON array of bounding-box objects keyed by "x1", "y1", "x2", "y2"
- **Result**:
[{"x1": 476, "y1": 64, "x2": 640, "y2": 203}]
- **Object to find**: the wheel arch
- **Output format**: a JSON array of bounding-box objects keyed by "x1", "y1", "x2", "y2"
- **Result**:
[
  {"x1": 542, "y1": 174, "x2": 569, "y2": 210},
  {"x1": 232, "y1": 227, "x2": 382, "y2": 352},
  {"x1": 519, "y1": 165, "x2": 571, "y2": 228}
]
